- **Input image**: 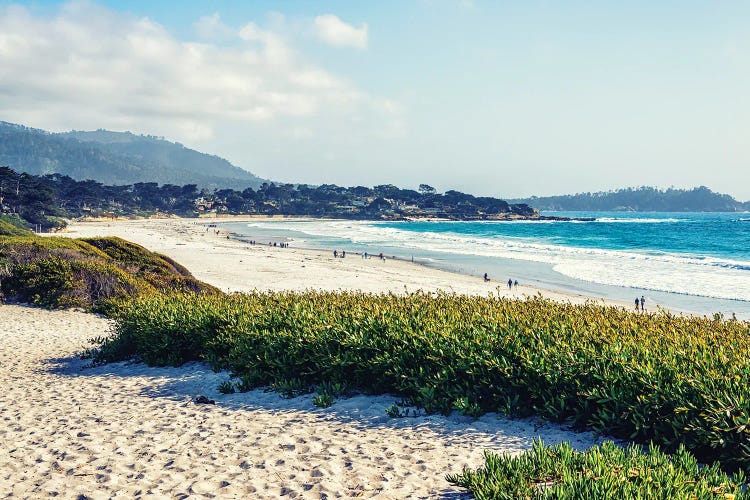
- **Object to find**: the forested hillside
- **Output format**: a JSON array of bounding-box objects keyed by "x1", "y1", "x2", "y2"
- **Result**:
[{"x1": 0, "y1": 122, "x2": 264, "y2": 190}]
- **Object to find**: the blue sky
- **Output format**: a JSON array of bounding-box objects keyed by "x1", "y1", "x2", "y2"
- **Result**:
[{"x1": 1, "y1": 1, "x2": 748, "y2": 199}]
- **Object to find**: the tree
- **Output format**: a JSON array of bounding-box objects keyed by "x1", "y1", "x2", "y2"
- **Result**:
[
  {"x1": 374, "y1": 184, "x2": 400, "y2": 199},
  {"x1": 419, "y1": 183, "x2": 436, "y2": 195}
]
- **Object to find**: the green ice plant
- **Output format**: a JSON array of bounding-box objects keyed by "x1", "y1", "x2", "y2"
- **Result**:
[
  {"x1": 217, "y1": 379, "x2": 235, "y2": 394},
  {"x1": 96, "y1": 290, "x2": 750, "y2": 473},
  {"x1": 447, "y1": 439, "x2": 747, "y2": 500}
]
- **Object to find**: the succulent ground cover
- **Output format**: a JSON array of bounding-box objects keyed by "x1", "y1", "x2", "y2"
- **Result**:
[
  {"x1": 97, "y1": 290, "x2": 750, "y2": 474},
  {"x1": 447, "y1": 439, "x2": 747, "y2": 499}
]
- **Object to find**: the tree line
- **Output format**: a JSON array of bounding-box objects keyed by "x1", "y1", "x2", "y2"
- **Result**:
[{"x1": 0, "y1": 167, "x2": 535, "y2": 230}]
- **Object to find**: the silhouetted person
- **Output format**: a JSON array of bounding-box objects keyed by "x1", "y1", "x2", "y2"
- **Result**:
[
  {"x1": 484, "y1": 273, "x2": 490, "y2": 282},
  {"x1": 635, "y1": 297, "x2": 640, "y2": 311},
  {"x1": 640, "y1": 295, "x2": 645, "y2": 312}
]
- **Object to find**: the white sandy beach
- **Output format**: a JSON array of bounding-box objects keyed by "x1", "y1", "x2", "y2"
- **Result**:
[
  {"x1": 0, "y1": 217, "x2": 614, "y2": 498},
  {"x1": 61, "y1": 217, "x2": 628, "y2": 307}
]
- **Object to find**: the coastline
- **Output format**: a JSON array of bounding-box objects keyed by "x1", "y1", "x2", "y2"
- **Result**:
[
  {"x1": 212, "y1": 215, "x2": 750, "y2": 319},
  {"x1": 5, "y1": 216, "x2": 617, "y2": 497},
  {"x1": 10, "y1": 216, "x2": 742, "y2": 496},
  {"x1": 59, "y1": 216, "x2": 634, "y2": 310}
]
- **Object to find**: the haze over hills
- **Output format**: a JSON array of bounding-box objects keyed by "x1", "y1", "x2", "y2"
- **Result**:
[
  {"x1": 510, "y1": 186, "x2": 750, "y2": 212},
  {"x1": 2, "y1": 122, "x2": 747, "y2": 213},
  {"x1": 0, "y1": 122, "x2": 264, "y2": 190}
]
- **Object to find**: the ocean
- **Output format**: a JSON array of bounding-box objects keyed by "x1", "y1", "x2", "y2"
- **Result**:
[{"x1": 223, "y1": 212, "x2": 750, "y2": 319}]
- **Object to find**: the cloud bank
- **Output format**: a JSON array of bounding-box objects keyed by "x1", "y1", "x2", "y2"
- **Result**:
[
  {"x1": 0, "y1": 2, "x2": 393, "y2": 146},
  {"x1": 314, "y1": 14, "x2": 368, "y2": 49}
]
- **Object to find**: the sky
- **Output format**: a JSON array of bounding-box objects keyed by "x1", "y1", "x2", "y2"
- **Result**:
[{"x1": 0, "y1": 1, "x2": 748, "y2": 200}]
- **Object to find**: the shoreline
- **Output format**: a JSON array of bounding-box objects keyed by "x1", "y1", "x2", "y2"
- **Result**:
[
  {"x1": 211, "y1": 215, "x2": 750, "y2": 319},
  {"x1": 59, "y1": 215, "x2": 750, "y2": 319},
  {"x1": 9, "y1": 216, "x2": 618, "y2": 497},
  {"x1": 6, "y1": 216, "x2": 733, "y2": 497},
  {"x1": 58, "y1": 216, "x2": 636, "y2": 310}
]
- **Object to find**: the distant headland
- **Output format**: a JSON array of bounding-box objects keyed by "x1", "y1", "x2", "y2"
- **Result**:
[{"x1": 510, "y1": 186, "x2": 749, "y2": 212}]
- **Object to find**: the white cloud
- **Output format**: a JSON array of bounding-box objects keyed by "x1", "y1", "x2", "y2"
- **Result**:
[
  {"x1": 194, "y1": 12, "x2": 234, "y2": 41},
  {"x1": 313, "y1": 14, "x2": 368, "y2": 49},
  {"x1": 0, "y1": 2, "x2": 397, "y2": 146}
]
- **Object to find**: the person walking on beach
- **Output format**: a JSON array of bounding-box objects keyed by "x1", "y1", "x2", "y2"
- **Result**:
[
  {"x1": 640, "y1": 295, "x2": 645, "y2": 312},
  {"x1": 514, "y1": 279, "x2": 518, "y2": 289},
  {"x1": 484, "y1": 273, "x2": 490, "y2": 282},
  {"x1": 635, "y1": 297, "x2": 640, "y2": 311},
  {"x1": 333, "y1": 250, "x2": 338, "y2": 258},
  {"x1": 507, "y1": 278, "x2": 513, "y2": 290}
]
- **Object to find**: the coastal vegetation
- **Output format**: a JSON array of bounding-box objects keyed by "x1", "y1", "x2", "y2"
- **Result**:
[
  {"x1": 3, "y1": 229, "x2": 748, "y2": 496},
  {"x1": 0, "y1": 235, "x2": 217, "y2": 311},
  {"x1": 95, "y1": 290, "x2": 750, "y2": 477},
  {"x1": 0, "y1": 165, "x2": 535, "y2": 230},
  {"x1": 0, "y1": 215, "x2": 32, "y2": 236},
  {"x1": 511, "y1": 186, "x2": 750, "y2": 212},
  {"x1": 447, "y1": 440, "x2": 747, "y2": 499}
]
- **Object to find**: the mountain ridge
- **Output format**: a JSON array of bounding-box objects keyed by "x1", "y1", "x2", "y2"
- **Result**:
[{"x1": 0, "y1": 121, "x2": 264, "y2": 190}]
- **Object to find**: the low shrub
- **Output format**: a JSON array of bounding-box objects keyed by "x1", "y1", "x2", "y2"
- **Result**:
[
  {"x1": 447, "y1": 440, "x2": 747, "y2": 499},
  {"x1": 0, "y1": 216, "x2": 32, "y2": 236},
  {"x1": 3, "y1": 255, "x2": 84, "y2": 308},
  {"x1": 81, "y1": 237, "x2": 193, "y2": 278},
  {"x1": 0, "y1": 235, "x2": 217, "y2": 312}
]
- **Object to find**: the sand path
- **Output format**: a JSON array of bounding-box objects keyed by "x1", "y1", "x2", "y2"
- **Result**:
[{"x1": 0, "y1": 304, "x2": 603, "y2": 498}]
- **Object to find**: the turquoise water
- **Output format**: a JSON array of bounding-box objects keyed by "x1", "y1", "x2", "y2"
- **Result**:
[
  {"x1": 225, "y1": 212, "x2": 750, "y2": 319},
  {"x1": 384, "y1": 212, "x2": 750, "y2": 262}
]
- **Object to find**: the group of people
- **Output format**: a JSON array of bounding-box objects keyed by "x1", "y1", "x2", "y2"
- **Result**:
[
  {"x1": 245, "y1": 239, "x2": 288, "y2": 248},
  {"x1": 635, "y1": 295, "x2": 646, "y2": 312},
  {"x1": 482, "y1": 273, "x2": 519, "y2": 290},
  {"x1": 333, "y1": 249, "x2": 346, "y2": 258},
  {"x1": 360, "y1": 251, "x2": 386, "y2": 260}
]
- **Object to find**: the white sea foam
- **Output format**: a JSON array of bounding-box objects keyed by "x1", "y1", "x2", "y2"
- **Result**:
[
  {"x1": 243, "y1": 220, "x2": 750, "y2": 302},
  {"x1": 590, "y1": 217, "x2": 686, "y2": 223}
]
